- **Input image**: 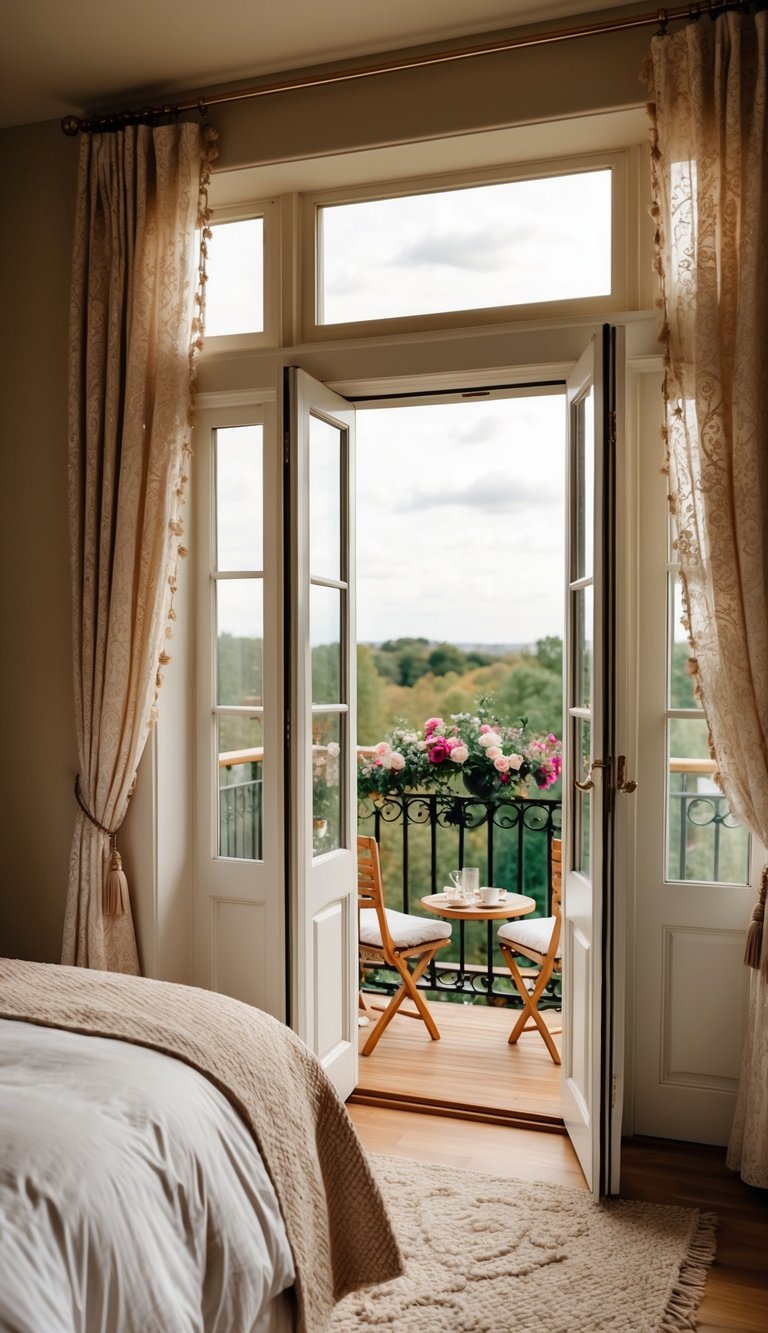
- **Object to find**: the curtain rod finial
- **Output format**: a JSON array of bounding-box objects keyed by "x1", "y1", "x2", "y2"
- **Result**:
[{"x1": 61, "y1": 115, "x2": 81, "y2": 136}]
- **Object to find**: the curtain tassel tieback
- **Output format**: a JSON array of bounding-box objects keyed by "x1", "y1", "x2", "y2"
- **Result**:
[
  {"x1": 73, "y1": 776, "x2": 129, "y2": 917},
  {"x1": 743, "y1": 864, "x2": 768, "y2": 980}
]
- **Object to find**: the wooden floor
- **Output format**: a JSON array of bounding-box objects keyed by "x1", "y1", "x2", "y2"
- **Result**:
[
  {"x1": 349, "y1": 1050, "x2": 768, "y2": 1333},
  {"x1": 348, "y1": 1104, "x2": 768, "y2": 1332},
  {"x1": 353, "y1": 995, "x2": 562, "y2": 1125}
]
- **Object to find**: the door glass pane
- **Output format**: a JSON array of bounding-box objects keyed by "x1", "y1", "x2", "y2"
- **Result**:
[
  {"x1": 572, "y1": 717, "x2": 591, "y2": 877},
  {"x1": 573, "y1": 387, "x2": 595, "y2": 580},
  {"x1": 218, "y1": 715, "x2": 263, "y2": 860},
  {"x1": 668, "y1": 572, "x2": 697, "y2": 709},
  {"x1": 215, "y1": 425, "x2": 263, "y2": 571},
  {"x1": 573, "y1": 584, "x2": 593, "y2": 709},
  {"x1": 309, "y1": 414, "x2": 342, "y2": 580},
  {"x1": 311, "y1": 585, "x2": 342, "y2": 704},
  {"x1": 319, "y1": 169, "x2": 612, "y2": 324},
  {"x1": 205, "y1": 218, "x2": 264, "y2": 336},
  {"x1": 666, "y1": 718, "x2": 750, "y2": 884},
  {"x1": 312, "y1": 714, "x2": 343, "y2": 857},
  {"x1": 217, "y1": 580, "x2": 263, "y2": 706}
]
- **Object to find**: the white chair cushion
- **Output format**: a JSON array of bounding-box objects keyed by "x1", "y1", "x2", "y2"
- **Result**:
[
  {"x1": 498, "y1": 916, "x2": 561, "y2": 959},
  {"x1": 360, "y1": 908, "x2": 451, "y2": 950}
]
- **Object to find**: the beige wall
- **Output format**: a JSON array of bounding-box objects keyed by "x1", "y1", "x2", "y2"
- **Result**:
[
  {"x1": 0, "y1": 14, "x2": 650, "y2": 965},
  {"x1": 0, "y1": 121, "x2": 79, "y2": 961}
]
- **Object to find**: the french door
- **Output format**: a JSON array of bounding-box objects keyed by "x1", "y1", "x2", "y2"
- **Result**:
[
  {"x1": 562, "y1": 326, "x2": 625, "y2": 1196},
  {"x1": 284, "y1": 368, "x2": 359, "y2": 1099}
]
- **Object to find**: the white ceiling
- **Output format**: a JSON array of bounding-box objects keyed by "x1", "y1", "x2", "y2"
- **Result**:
[{"x1": 2, "y1": 0, "x2": 644, "y2": 130}]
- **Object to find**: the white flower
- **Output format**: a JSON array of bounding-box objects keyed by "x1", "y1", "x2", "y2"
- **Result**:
[
  {"x1": 486, "y1": 746, "x2": 502, "y2": 760},
  {"x1": 389, "y1": 752, "x2": 406, "y2": 771},
  {"x1": 402, "y1": 731, "x2": 418, "y2": 743},
  {"x1": 478, "y1": 731, "x2": 502, "y2": 749},
  {"x1": 450, "y1": 744, "x2": 469, "y2": 764},
  {"x1": 509, "y1": 753, "x2": 523, "y2": 771},
  {"x1": 327, "y1": 741, "x2": 340, "y2": 757},
  {"x1": 416, "y1": 740, "x2": 427, "y2": 751}
]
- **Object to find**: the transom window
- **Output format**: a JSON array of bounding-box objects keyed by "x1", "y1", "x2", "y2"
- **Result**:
[{"x1": 316, "y1": 167, "x2": 613, "y2": 326}]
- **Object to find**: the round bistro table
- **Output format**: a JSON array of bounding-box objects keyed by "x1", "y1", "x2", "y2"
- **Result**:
[{"x1": 420, "y1": 891, "x2": 537, "y2": 999}]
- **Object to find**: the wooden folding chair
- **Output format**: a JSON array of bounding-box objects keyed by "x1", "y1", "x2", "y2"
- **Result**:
[
  {"x1": 497, "y1": 837, "x2": 563, "y2": 1064},
  {"x1": 357, "y1": 835, "x2": 452, "y2": 1057}
]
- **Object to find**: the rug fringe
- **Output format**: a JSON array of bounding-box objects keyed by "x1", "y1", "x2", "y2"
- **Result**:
[{"x1": 660, "y1": 1212, "x2": 718, "y2": 1331}]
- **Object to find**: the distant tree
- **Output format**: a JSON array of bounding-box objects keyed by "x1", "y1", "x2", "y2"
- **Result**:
[
  {"x1": 494, "y1": 663, "x2": 562, "y2": 736},
  {"x1": 427, "y1": 642, "x2": 466, "y2": 676},
  {"x1": 356, "y1": 645, "x2": 386, "y2": 744},
  {"x1": 535, "y1": 635, "x2": 563, "y2": 678}
]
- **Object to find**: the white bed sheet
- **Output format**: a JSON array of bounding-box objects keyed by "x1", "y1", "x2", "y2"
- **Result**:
[{"x1": 0, "y1": 1019, "x2": 295, "y2": 1333}]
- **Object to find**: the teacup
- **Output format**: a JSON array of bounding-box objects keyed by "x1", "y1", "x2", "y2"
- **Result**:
[{"x1": 479, "y1": 886, "x2": 500, "y2": 906}]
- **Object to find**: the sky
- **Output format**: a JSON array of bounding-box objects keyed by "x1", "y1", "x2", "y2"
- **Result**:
[
  {"x1": 356, "y1": 394, "x2": 565, "y2": 646},
  {"x1": 206, "y1": 164, "x2": 612, "y2": 647}
]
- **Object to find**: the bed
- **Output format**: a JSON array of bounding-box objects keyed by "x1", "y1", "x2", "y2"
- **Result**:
[{"x1": 0, "y1": 958, "x2": 402, "y2": 1332}]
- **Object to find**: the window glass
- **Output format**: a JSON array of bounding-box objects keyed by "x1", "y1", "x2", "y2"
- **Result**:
[
  {"x1": 666, "y1": 717, "x2": 750, "y2": 884},
  {"x1": 205, "y1": 218, "x2": 264, "y2": 336},
  {"x1": 216, "y1": 581, "x2": 263, "y2": 707},
  {"x1": 319, "y1": 169, "x2": 612, "y2": 324},
  {"x1": 218, "y1": 716, "x2": 263, "y2": 859},
  {"x1": 216, "y1": 425, "x2": 263, "y2": 570},
  {"x1": 312, "y1": 714, "x2": 343, "y2": 857},
  {"x1": 311, "y1": 586, "x2": 341, "y2": 705},
  {"x1": 309, "y1": 414, "x2": 342, "y2": 580}
]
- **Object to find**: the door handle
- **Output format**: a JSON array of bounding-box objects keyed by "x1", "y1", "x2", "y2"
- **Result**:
[
  {"x1": 617, "y1": 755, "x2": 637, "y2": 794},
  {"x1": 574, "y1": 758, "x2": 605, "y2": 791}
]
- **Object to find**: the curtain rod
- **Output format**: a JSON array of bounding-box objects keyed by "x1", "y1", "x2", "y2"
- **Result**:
[{"x1": 60, "y1": 1, "x2": 748, "y2": 136}]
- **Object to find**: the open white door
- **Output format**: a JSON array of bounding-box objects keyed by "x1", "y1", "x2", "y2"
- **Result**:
[
  {"x1": 285, "y1": 368, "x2": 358, "y2": 1100},
  {"x1": 562, "y1": 327, "x2": 624, "y2": 1196}
]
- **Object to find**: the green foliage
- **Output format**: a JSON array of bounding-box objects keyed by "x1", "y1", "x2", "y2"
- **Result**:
[{"x1": 356, "y1": 644, "x2": 387, "y2": 744}]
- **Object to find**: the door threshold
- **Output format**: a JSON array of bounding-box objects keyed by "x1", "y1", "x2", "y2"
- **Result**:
[{"x1": 348, "y1": 1085, "x2": 566, "y2": 1134}]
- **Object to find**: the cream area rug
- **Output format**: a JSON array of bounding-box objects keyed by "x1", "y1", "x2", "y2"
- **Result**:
[{"x1": 331, "y1": 1154, "x2": 717, "y2": 1332}]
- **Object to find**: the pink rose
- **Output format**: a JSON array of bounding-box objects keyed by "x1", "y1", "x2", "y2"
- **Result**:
[
  {"x1": 425, "y1": 717, "x2": 444, "y2": 734},
  {"x1": 480, "y1": 724, "x2": 491, "y2": 733},
  {"x1": 494, "y1": 755, "x2": 510, "y2": 772},
  {"x1": 374, "y1": 741, "x2": 390, "y2": 756},
  {"x1": 428, "y1": 738, "x2": 451, "y2": 763},
  {"x1": 389, "y1": 752, "x2": 405, "y2": 772},
  {"x1": 486, "y1": 746, "x2": 502, "y2": 760},
  {"x1": 450, "y1": 744, "x2": 469, "y2": 764},
  {"x1": 508, "y1": 753, "x2": 523, "y2": 771}
]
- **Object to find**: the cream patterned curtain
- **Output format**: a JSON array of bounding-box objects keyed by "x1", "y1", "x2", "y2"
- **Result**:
[
  {"x1": 647, "y1": 10, "x2": 768, "y2": 1186},
  {"x1": 64, "y1": 122, "x2": 216, "y2": 973}
]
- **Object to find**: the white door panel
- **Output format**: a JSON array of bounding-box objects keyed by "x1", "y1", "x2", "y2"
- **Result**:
[
  {"x1": 285, "y1": 369, "x2": 358, "y2": 1100},
  {"x1": 194, "y1": 400, "x2": 287, "y2": 1020},
  {"x1": 562, "y1": 327, "x2": 624, "y2": 1197},
  {"x1": 631, "y1": 372, "x2": 754, "y2": 1144}
]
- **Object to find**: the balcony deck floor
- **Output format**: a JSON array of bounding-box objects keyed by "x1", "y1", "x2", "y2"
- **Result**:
[{"x1": 352, "y1": 996, "x2": 562, "y2": 1126}]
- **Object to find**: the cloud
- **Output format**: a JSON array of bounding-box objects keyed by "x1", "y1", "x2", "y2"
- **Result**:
[
  {"x1": 398, "y1": 473, "x2": 562, "y2": 515},
  {"x1": 393, "y1": 224, "x2": 536, "y2": 272}
]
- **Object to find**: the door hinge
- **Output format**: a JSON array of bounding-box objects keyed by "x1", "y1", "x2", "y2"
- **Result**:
[
  {"x1": 285, "y1": 710, "x2": 291, "y2": 750},
  {"x1": 284, "y1": 431, "x2": 290, "y2": 466},
  {"x1": 612, "y1": 1073, "x2": 619, "y2": 1109}
]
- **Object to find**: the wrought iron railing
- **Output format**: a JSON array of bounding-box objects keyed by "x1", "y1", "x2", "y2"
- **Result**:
[
  {"x1": 668, "y1": 759, "x2": 749, "y2": 884},
  {"x1": 219, "y1": 753, "x2": 263, "y2": 860},
  {"x1": 359, "y1": 791, "x2": 562, "y2": 1007}
]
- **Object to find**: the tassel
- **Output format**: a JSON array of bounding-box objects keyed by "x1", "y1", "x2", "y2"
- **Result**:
[
  {"x1": 103, "y1": 836, "x2": 129, "y2": 917},
  {"x1": 744, "y1": 865, "x2": 767, "y2": 973}
]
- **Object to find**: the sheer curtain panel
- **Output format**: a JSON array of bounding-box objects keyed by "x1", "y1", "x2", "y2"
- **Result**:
[
  {"x1": 647, "y1": 10, "x2": 768, "y2": 1186},
  {"x1": 64, "y1": 121, "x2": 216, "y2": 973}
]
